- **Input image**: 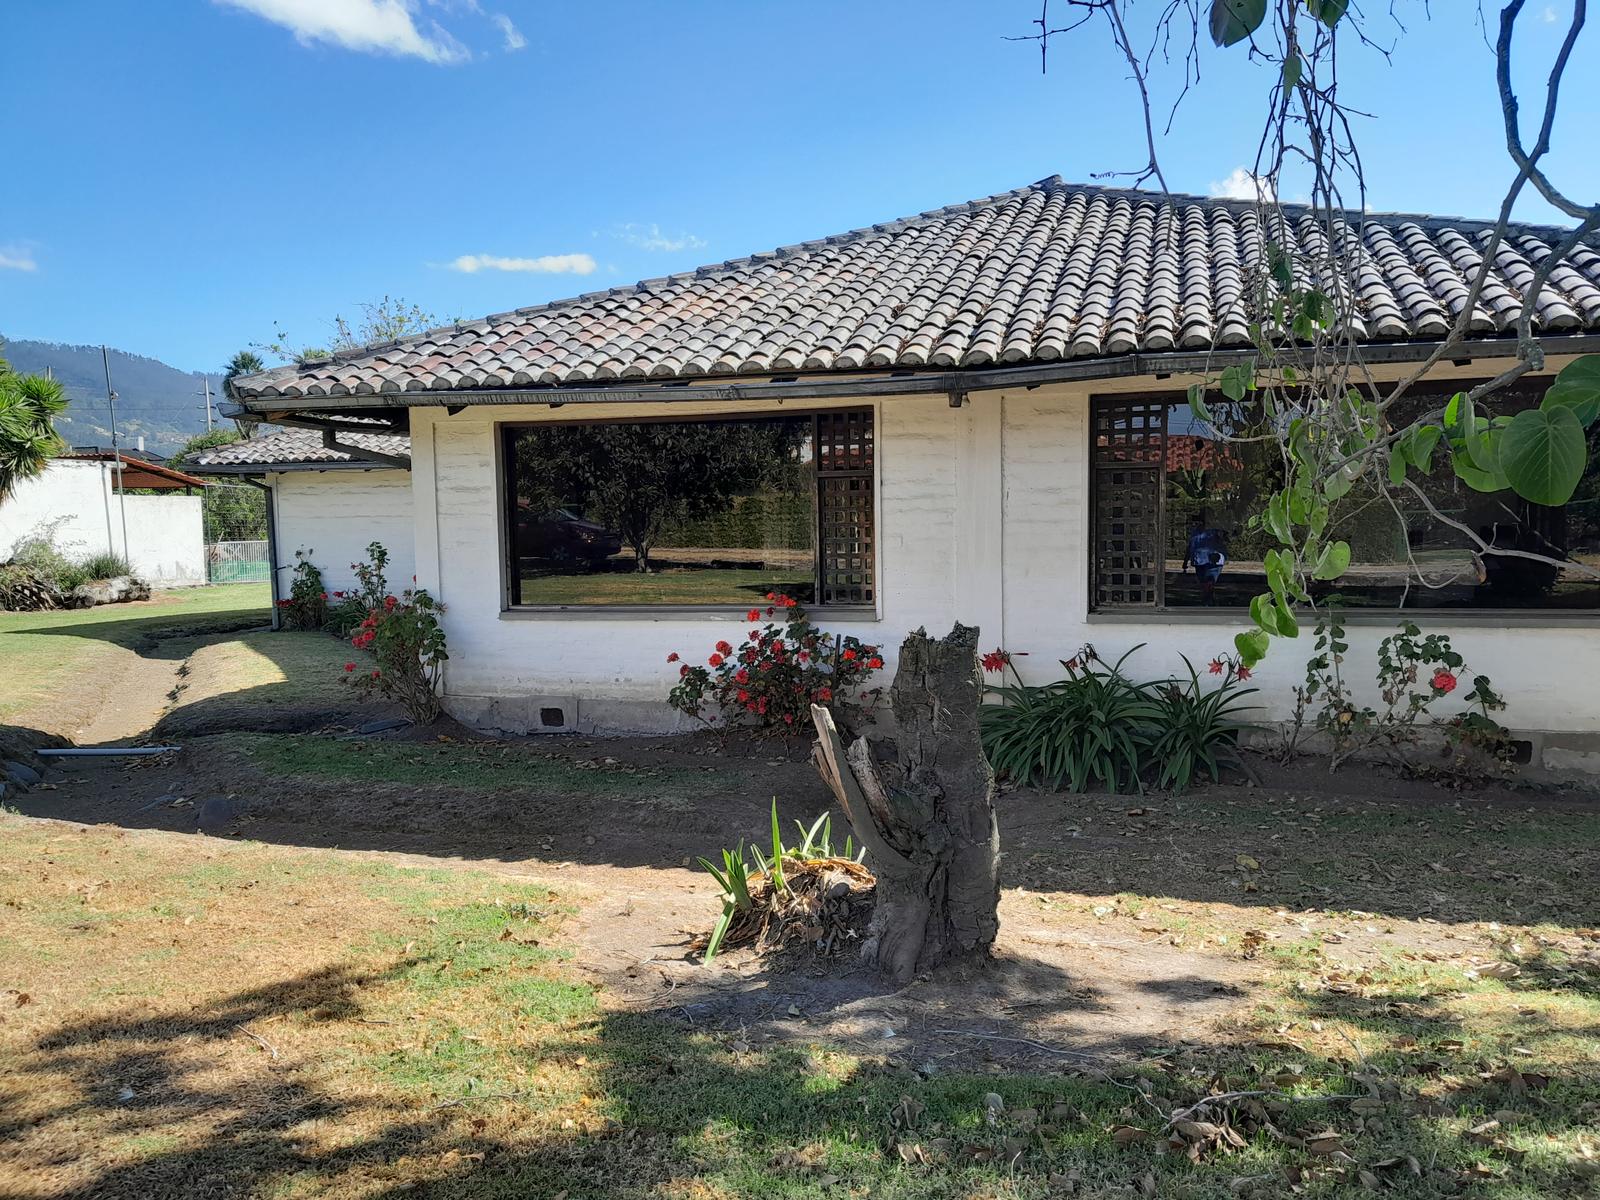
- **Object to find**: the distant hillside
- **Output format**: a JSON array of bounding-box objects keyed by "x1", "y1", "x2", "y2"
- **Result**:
[{"x1": 1, "y1": 337, "x2": 223, "y2": 455}]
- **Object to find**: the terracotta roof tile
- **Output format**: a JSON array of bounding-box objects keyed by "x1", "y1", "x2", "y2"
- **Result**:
[{"x1": 230, "y1": 176, "x2": 1600, "y2": 402}]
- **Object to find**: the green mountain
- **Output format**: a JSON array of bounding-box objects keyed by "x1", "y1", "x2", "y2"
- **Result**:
[{"x1": 1, "y1": 337, "x2": 224, "y2": 455}]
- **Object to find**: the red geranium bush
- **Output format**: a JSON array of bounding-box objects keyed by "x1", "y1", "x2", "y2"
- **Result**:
[{"x1": 667, "y1": 592, "x2": 884, "y2": 731}]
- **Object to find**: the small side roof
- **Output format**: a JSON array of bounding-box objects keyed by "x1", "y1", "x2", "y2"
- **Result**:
[
  {"x1": 57, "y1": 449, "x2": 209, "y2": 490},
  {"x1": 189, "y1": 428, "x2": 412, "y2": 474}
]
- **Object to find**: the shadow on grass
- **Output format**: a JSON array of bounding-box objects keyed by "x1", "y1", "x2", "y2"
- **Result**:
[{"x1": 9, "y1": 956, "x2": 1597, "y2": 1199}]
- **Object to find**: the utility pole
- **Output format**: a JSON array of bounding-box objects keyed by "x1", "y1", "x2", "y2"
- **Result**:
[
  {"x1": 197, "y1": 375, "x2": 214, "y2": 431},
  {"x1": 101, "y1": 346, "x2": 130, "y2": 564}
]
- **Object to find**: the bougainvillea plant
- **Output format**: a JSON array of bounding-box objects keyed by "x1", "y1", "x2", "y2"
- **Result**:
[
  {"x1": 666, "y1": 592, "x2": 884, "y2": 731},
  {"x1": 341, "y1": 584, "x2": 449, "y2": 725}
]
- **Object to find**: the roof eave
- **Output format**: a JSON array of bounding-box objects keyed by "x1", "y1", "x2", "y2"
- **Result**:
[{"x1": 231, "y1": 333, "x2": 1600, "y2": 416}]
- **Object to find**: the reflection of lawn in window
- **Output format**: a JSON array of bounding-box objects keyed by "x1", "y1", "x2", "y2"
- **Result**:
[{"x1": 517, "y1": 561, "x2": 815, "y2": 606}]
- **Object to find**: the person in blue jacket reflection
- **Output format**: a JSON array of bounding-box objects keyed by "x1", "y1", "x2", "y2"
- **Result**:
[{"x1": 1182, "y1": 519, "x2": 1230, "y2": 605}]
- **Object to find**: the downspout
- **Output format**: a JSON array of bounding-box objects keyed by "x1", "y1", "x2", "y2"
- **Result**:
[{"x1": 246, "y1": 476, "x2": 281, "y2": 629}]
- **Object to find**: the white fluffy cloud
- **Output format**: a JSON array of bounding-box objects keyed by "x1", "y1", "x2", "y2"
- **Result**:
[
  {"x1": 614, "y1": 223, "x2": 707, "y2": 253},
  {"x1": 215, "y1": 0, "x2": 470, "y2": 63},
  {"x1": 0, "y1": 245, "x2": 38, "y2": 272},
  {"x1": 447, "y1": 253, "x2": 597, "y2": 275},
  {"x1": 1208, "y1": 167, "x2": 1276, "y2": 202}
]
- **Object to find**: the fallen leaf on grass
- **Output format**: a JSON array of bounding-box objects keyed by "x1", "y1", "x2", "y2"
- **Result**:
[
  {"x1": 1464, "y1": 960, "x2": 1521, "y2": 981},
  {"x1": 1111, "y1": 1123, "x2": 1152, "y2": 1147},
  {"x1": 1237, "y1": 854, "x2": 1261, "y2": 870}
]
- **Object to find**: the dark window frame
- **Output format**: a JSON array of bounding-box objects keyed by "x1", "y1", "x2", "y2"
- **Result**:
[
  {"x1": 497, "y1": 407, "x2": 877, "y2": 613},
  {"x1": 1087, "y1": 380, "x2": 1600, "y2": 618}
]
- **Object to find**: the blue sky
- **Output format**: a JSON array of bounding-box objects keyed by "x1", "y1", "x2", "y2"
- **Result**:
[{"x1": 2, "y1": 1, "x2": 1596, "y2": 374}]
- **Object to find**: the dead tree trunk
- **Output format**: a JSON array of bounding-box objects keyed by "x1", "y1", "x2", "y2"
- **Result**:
[{"x1": 810, "y1": 622, "x2": 1000, "y2": 983}]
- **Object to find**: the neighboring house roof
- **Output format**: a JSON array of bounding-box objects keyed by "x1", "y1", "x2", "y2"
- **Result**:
[
  {"x1": 228, "y1": 175, "x2": 1600, "y2": 407},
  {"x1": 56, "y1": 450, "x2": 208, "y2": 490},
  {"x1": 189, "y1": 428, "x2": 413, "y2": 473}
]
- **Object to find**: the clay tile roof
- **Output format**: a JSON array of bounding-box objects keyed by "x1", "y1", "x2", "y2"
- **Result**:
[
  {"x1": 190, "y1": 427, "x2": 411, "y2": 470},
  {"x1": 228, "y1": 176, "x2": 1600, "y2": 402}
]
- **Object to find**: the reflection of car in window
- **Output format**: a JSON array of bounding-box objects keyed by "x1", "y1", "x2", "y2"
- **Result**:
[{"x1": 514, "y1": 507, "x2": 622, "y2": 567}]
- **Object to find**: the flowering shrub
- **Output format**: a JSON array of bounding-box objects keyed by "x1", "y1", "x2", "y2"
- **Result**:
[
  {"x1": 666, "y1": 592, "x2": 884, "y2": 731},
  {"x1": 979, "y1": 644, "x2": 1257, "y2": 793},
  {"x1": 324, "y1": 540, "x2": 393, "y2": 636},
  {"x1": 277, "y1": 549, "x2": 327, "y2": 630},
  {"x1": 1286, "y1": 609, "x2": 1512, "y2": 773},
  {"x1": 342, "y1": 585, "x2": 449, "y2": 724}
]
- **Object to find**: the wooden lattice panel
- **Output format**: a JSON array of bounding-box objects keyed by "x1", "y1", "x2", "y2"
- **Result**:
[
  {"x1": 816, "y1": 410, "x2": 875, "y2": 606},
  {"x1": 1091, "y1": 397, "x2": 1167, "y2": 608}
]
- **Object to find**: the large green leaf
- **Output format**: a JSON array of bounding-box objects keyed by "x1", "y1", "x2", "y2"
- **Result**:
[
  {"x1": 1311, "y1": 540, "x2": 1351, "y2": 581},
  {"x1": 1542, "y1": 355, "x2": 1600, "y2": 428},
  {"x1": 1235, "y1": 628, "x2": 1271, "y2": 666},
  {"x1": 1306, "y1": 0, "x2": 1349, "y2": 28},
  {"x1": 1210, "y1": 0, "x2": 1267, "y2": 46},
  {"x1": 1499, "y1": 405, "x2": 1587, "y2": 506}
]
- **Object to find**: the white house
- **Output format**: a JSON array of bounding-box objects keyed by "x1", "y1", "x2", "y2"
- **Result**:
[
  {"x1": 191, "y1": 427, "x2": 415, "y2": 597},
  {"x1": 0, "y1": 451, "x2": 208, "y2": 586},
  {"x1": 220, "y1": 177, "x2": 1600, "y2": 769}
]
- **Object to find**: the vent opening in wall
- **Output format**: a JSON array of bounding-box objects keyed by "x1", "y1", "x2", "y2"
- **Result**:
[
  {"x1": 539, "y1": 707, "x2": 566, "y2": 729},
  {"x1": 1507, "y1": 739, "x2": 1535, "y2": 766}
]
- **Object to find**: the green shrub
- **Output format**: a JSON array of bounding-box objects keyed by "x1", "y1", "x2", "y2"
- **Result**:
[
  {"x1": 980, "y1": 646, "x2": 1157, "y2": 792},
  {"x1": 980, "y1": 645, "x2": 1260, "y2": 793},
  {"x1": 77, "y1": 552, "x2": 131, "y2": 581},
  {"x1": 1147, "y1": 656, "x2": 1259, "y2": 791}
]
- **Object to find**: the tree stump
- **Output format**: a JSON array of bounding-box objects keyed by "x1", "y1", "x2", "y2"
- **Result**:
[{"x1": 810, "y1": 622, "x2": 1000, "y2": 983}]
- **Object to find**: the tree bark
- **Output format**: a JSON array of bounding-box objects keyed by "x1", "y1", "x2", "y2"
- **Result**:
[{"x1": 810, "y1": 622, "x2": 1000, "y2": 983}]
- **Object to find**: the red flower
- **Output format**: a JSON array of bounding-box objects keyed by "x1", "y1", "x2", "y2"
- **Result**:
[
  {"x1": 667, "y1": 652, "x2": 680, "y2": 662},
  {"x1": 816, "y1": 687, "x2": 833, "y2": 702},
  {"x1": 735, "y1": 668, "x2": 749, "y2": 684},
  {"x1": 344, "y1": 662, "x2": 355, "y2": 672},
  {"x1": 842, "y1": 649, "x2": 858, "y2": 662},
  {"x1": 867, "y1": 656, "x2": 883, "y2": 670},
  {"x1": 980, "y1": 649, "x2": 1011, "y2": 674},
  {"x1": 370, "y1": 669, "x2": 381, "y2": 679},
  {"x1": 1237, "y1": 665, "x2": 1252, "y2": 681},
  {"x1": 766, "y1": 606, "x2": 775, "y2": 617},
  {"x1": 1209, "y1": 658, "x2": 1225, "y2": 675},
  {"x1": 737, "y1": 689, "x2": 749, "y2": 702},
  {"x1": 679, "y1": 664, "x2": 689, "y2": 678},
  {"x1": 715, "y1": 640, "x2": 733, "y2": 656},
  {"x1": 766, "y1": 592, "x2": 776, "y2": 601},
  {"x1": 746, "y1": 608, "x2": 761, "y2": 621},
  {"x1": 319, "y1": 592, "x2": 328, "y2": 600},
  {"x1": 708, "y1": 653, "x2": 725, "y2": 667},
  {"x1": 384, "y1": 595, "x2": 397, "y2": 611},
  {"x1": 784, "y1": 713, "x2": 794, "y2": 725},
  {"x1": 333, "y1": 590, "x2": 345, "y2": 598},
  {"x1": 1431, "y1": 669, "x2": 1457, "y2": 694}
]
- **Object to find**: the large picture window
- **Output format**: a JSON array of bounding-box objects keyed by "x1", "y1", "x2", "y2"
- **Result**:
[
  {"x1": 1090, "y1": 384, "x2": 1600, "y2": 614},
  {"x1": 502, "y1": 409, "x2": 874, "y2": 608}
]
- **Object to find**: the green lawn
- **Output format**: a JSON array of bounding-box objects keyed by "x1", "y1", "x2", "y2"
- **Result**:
[
  {"x1": 4, "y1": 812, "x2": 1596, "y2": 1198},
  {"x1": 518, "y1": 566, "x2": 815, "y2": 606},
  {"x1": 0, "y1": 584, "x2": 269, "y2": 732}
]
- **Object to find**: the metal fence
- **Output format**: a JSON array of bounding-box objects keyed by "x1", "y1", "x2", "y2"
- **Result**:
[{"x1": 207, "y1": 539, "x2": 270, "y2": 583}]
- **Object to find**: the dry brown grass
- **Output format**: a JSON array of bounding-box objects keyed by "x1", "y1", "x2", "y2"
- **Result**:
[{"x1": 0, "y1": 815, "x2": 592, "y2": 1199}]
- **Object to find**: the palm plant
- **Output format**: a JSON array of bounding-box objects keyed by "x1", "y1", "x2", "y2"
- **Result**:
[{"x1": 0, "y1": 354, "x2": 68, "y2": 503}]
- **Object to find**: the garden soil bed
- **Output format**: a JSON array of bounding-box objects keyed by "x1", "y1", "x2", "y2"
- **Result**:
[{"x1": 12, "y1": 727, "x2": 1598, "y2": 1071}]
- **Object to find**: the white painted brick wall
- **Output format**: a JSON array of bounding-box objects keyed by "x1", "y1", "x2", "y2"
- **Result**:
[{"x1": 272, "y1": 470, "x2": 416, "y2": 596}]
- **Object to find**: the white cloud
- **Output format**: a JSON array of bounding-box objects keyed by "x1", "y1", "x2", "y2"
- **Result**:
[
  {"x1": 1208, "y1": 167, "x2": 1277, "y2": 202},
  {"x1": 0, "y1": 245, "x2": 37, "y2": 272},
  {"x1": 614, "y1": 223, "x2": 708, "y2": 253},
  {"x1": 214, "y1": 0, "x2": 470, "y2": 64},
  {"x1": 446, "y1": 253, "x2": 597, "y2": 275},
  {"x1": 490, "y1": 12, "x2": 526, "y2": 50}
]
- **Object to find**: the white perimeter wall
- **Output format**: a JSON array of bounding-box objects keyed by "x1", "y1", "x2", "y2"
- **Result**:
[
  {"x1": 270, "y1": 469, "x2": 417, "y2": 596},
  {"x1": 409, "y1": 362, "x2": 1600, "y2": 753},
  {"x1": 0, "y1": 460, "x2": 205, "y2": 585}
]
